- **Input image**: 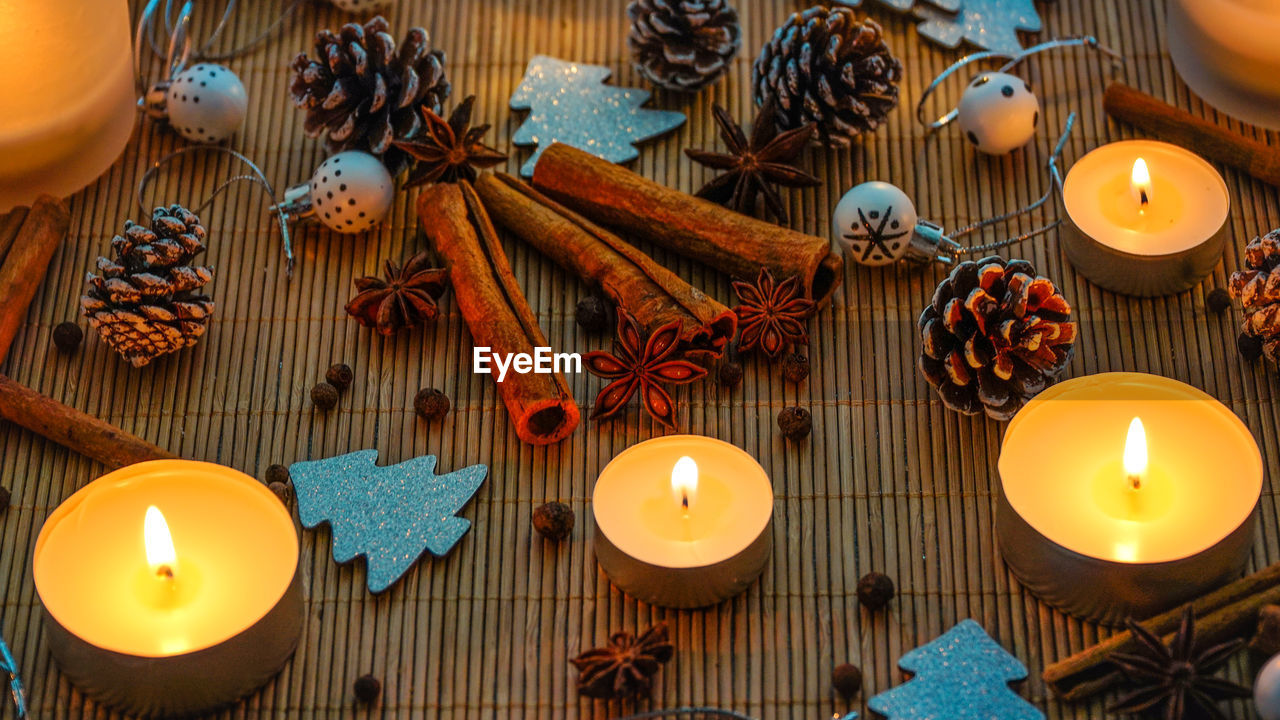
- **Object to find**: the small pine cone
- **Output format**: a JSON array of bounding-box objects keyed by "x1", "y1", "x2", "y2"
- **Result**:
[
  {"x1": 918, "y1": 257, "x2": 1076, "y2": 421},
  {"x1": 752, "y1": 7, "x2": 903, "y2": 148},
  {"x1": 627, "y1": 0, "x2": 741, "y2": 93},
  {"x1": 290, "y1": 16, "x2": 450, "y2": 173},
  {"x1": 81, "y1": 205, "x2": 215, "y2": 368},
  {"x1": 1230, "y1": 229, "x2": 1280, "y2": 364}
]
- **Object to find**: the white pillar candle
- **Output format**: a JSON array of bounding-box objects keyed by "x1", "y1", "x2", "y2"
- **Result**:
[
  {"x1": 1169, "y1": 0, "x2": 1280, "y2": 130},
  {"x1": 0, "y1": 0, "x2": 136, "y2": 211},
  {"x1": 997, "y1": 373, "x2": 1262, "y2": 624},
  {"x1": 34, "y1": 461, "x2": 302, "y2": 717},
  {"x1": 1061, "y1": 140, "x2": 1230, "y2": 296},
  {"x1": 592, "y1": 435, "x2": 773, "y2": 608}
]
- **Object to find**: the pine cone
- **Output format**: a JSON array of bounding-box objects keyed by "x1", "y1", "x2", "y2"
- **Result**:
[
  {"x1": 1230, "y1": 229, "x2": 1280, "y2": 363},
  {"x1": 752, "y1": 7, "x2": 903, "y2": 148},
  {"x1": 290, "y1": 16, "x2": 450, "y2": 173},
  {"x1": 82, "y1": 205, "x2": 215, "y2": 368},
  {"x1": 918, "y1": 257, "x2": 1076, "y2": 421},
  {"x1": 627, "y1": 0, "x2": 741, "y2": 92}
]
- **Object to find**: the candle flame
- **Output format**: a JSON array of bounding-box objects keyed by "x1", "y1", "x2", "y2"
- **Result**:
[
  {"x1": 1130, "y1": 158, "x2": 1152, "y2": 210},
  {"x1": 671, "y1": 456, "x2": 698, "y2": 514},
  {"x1": 1123, "y1": 417, "x2": 1147, "y2": 490},
  {"x1": 144, "y1": 506, "x2": 176, "y2": 579}
]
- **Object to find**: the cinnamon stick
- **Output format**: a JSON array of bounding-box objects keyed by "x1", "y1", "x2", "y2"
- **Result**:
[
  {"x1": 0, "y1": 195, "x2": 70, "y2": 365},
  {"x1": 0, "y1": 374, "x2": 175, "y2": 468},
  {"x1": 475, "y1": 173, "x2": 736, "y2": 359},
  {"x1": 1044, "y1": 561, "x2": 1280, "y2": 700},
  {"x1": 1104, "y1": 82, "x2": 1280, "y2": 187},
  {"x1": 530, "y1": 143, "x2": 844, "y2": 306},
  {"x1": 417, "y1": 181, "x2": 580, "y2": 445}
]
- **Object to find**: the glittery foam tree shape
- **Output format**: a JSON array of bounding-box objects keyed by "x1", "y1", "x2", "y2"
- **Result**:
[
  {"x1": 509, "y1": 55, "x2": 685, "y2": 177},
  {"x1": 868, "y1": 620, "x2": 1044, "y2": 720},
  {"x1": 290, "y1": 449, "x2": 488, "y2": 593},
  {"x1": 914, "y1": 0, "x2": 1042, "y2": 54}
]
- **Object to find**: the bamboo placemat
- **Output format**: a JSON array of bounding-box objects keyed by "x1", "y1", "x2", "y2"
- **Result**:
[{"x1": 2, "y1": 0, "x2": 1277, "y2": 718}]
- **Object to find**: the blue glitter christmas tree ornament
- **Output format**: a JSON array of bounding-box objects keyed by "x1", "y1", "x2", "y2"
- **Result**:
[
  {"x1": 509, "y1": 55, "x2": 685, "y2": 177},
  {"x1": 914, "y1": 0, "x2": 1042, "y2": 54},
  {"x1": 868, "y1": 619, "x2": 1044, "y2": 720},
  {"x1": 291, "y1": 449, "x2": 488, "y2": 593}
]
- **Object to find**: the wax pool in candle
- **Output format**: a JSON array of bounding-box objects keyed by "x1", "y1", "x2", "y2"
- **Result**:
[
  {"x1": 999, "y1": 373, "x2": 1261, "y2": 564},
  {"x1": 34, "y1": 461, "x2": 298, "y2": 657},
  {"x1": 1063, "y1": 140, "x2": 1228, "y2": 255}
]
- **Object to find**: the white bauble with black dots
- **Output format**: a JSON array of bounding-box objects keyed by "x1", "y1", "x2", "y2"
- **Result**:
[
  {"x1": 1258, "y1": 653, "x2": 1280, "y2": 720},
  {"x1": 309, "y1": 151, "x2": 393, "y2": 234},
  {"x1": 328, "y1": 0, "x2": 394, "y2": 10},
  {"x1": 166, "y1": 63, "x2": 248, "y2": 144},
  {"x1": 957, "y1": 71, "x2": 1040, "y2": 155},
  {"x1": 833, "y1": 181, "x2": 918, "y2": 267}
]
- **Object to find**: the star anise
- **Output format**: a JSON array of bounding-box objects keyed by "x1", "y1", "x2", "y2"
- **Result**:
[
  {"x1": 570, "y1": 622, "x2": 674, "y2": 700},
  {"x1": 1108, "y1": 606, "x2": 1250, "y2": 720},
  {"x1": 344, "y1": 252, "x2": 448, "y2": 336},
  {"x1": 583, "y1": 311, "x2": 708, "y2": 429},
  {"x1": 684, "y1": 97, "x2": 820, "y2": 223},
  {"x1": 394, "y1": 96, "x2": 507, "y2": 187},
  {"x1": 732, "y1": 267, "x2": 816, "y2": 360}
]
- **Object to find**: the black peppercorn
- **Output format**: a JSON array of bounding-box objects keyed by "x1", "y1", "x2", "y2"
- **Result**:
[
  {"x1": 575, "y1": 295, "x2": 611, "y2": 333},
  {"x1": 532, "y1": 501, "x2": 575, "y2": 541},
  {"x1": 781, "y1": 352, "x2": 809, "y2": 383},
  {"x1": 857, "y1": 571, "x2": 895, "y2": 611},
  {"x1": 326, "y1": 363, "x2": 354, "y2": 391},
  {"x1": 1207, "y1": 288, "x2": 1232, "y2": 314},
  {"x1": 1239, "y1": 332, "x2": 1264, "y2": 362},
  {"x1": 718, "y1": 360, "x2": 743, "y2": 388},
  {"x1": 265, "y1": 464, "x2": 291, "y2": 486},
  {"x1": 268, "y1": 481, "x2": 293, "y2": 506},
  {"x1": 311, "y1": 382, "x2": 339, "y2": 410},
  {"x1": 777, "y1": 407, "x2": 811, "y2": 440},
  {"x1": 353, "y1": 674, "x2": 381, "y2": 703},
  {"x1": 52, "y1": 322, "x2": 83, "y2": 353},
  {"x1": 831, "y1": 662, "x2": 862, "y2": 701},
  {"x1": 414, "y1": 388, "x2": 450, "y2": 420},
  {"x1": 0, "y1": 486, "x2": 10, "y2": 514}
]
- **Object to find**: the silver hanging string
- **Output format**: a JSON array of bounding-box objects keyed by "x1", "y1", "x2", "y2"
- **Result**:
[
  {"x1": 138, "y1": 146, "x2": 295, "y2": 274},
  {"x1": 916, "y1": 36, "x2": 1124, "y2": 132},
  {"x1": 141, "y1": 0, "x2": 304, "y2": 68},
  {"x1": 134, "y1": 0, "x2": 193, "y2": 97},
  {"x1": 947, "y1": 112, "x2": 1076, "y2": 256},
  {"x1": 0, "y1": 631, "x2": 26, "y2": 719}
]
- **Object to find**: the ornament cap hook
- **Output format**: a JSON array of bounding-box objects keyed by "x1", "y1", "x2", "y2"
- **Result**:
[{"x1": 909, "y1": 221, "x2": 963, "y2": 266}]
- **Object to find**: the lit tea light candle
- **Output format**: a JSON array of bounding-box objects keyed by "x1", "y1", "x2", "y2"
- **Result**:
[
  {"x1": 34, "y1": 460, "x2": 303, "y2": 717},
  {"x1": 592, "y1": 435, "x2": 773, "y2": 608},
  {"x1": 997, "y1": 373, "x2": 1262, "y2": 624},
  {"x1": 1061, "y1": 140, "x2": 1229, "y2": 296}
]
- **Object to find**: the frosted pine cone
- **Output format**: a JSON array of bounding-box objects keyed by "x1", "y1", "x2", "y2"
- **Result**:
[
  {"x1": 752, "y1": 7, "x2": 903, "y2": 147},
  {"x1": 918, "y1": 257, "x2": 1076, "y2": 420},
  {"x1": 290, "y1": 16, "x2": 450, "y2": 173},
  {"x1": 627, "y1": 0, "x2": 741, "y2": 92},
  {"x1": 82, "y1": 205, "x2": 215, "y2": 368},
  {"x1": 1230, "y1": 229, "x2": 1280, "y2": 363}
]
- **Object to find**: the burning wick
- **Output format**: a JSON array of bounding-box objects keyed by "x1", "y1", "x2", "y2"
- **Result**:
[
  {"x1": 671, "y1": 456, "x2": 698, "y2": 517},
  {"x1": 144, "y1": 505, "x2": 177, "y2": 580},
  {"x1": 1130, "y1": 158, "x2": 1152, "y2": 212},
  {"x1": 1123, "y1": 417, "x2": 1147, "y2": 491}
]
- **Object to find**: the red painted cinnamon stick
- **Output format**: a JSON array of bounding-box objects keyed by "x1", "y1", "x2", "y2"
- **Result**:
[
  {"x1": 475, "y1": 173, "x2": 736, "y2": 359},
  {"x1": 0, "y1": 195, "x2": 70, "y2": 365},
  {"x1": 417, "y1": 181, "x2": 580, "y2": 445},
  {"x1": 0, "y1": 374, "x2": 175, "y2": 468},
  {"x1": 1104, "y1": 82, "x2": 1280, "y2": 186},
  {"x1": 530, "y1": 143, "x2": 844, "y2": 306}
]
